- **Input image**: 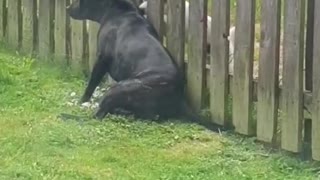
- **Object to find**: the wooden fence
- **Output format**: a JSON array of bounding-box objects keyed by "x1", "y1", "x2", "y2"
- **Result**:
[{"x1": 0, "y1": 0, "x2": 319, "y2": 161}]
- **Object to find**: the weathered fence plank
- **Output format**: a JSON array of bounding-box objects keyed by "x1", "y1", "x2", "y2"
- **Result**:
[
  {"x1": 54, "y1": 0, "x2": 68, "y2": 61},
  {"x1": 312, "y1": 0, "x2": 320, "y2": 161},
  {"x1": 70, "y1": 19, "x2": 85, "y2": 70},
  {"x1": 186, "y1": 0, "x2": 207, "y2": 112},
  {"x1": 22, "y1": 0, "x2": 36, "y2": 54},
  {"x1": 257, "y1": 0, "x2": 281, "y2": 143},
  {"x1": 304, "y1": 0, "x2": 315, "y2": 161},
  {"x1": 88, "y1": 21, "x2": 99, "y2": 72},
  {"x1": 38, "y1": 0, "x2": 54, "y2": 58},
  {"x1": 232, "y1": 0, "x2": 255, "y2": 135},
  {"x1": 281, "y1": 0, "x2": 305, "y2": 152},
  {"x1": 0, "y1": 0, "x2": 3, "y2": 37},
  {"x1": 0, "y1": 0, "x2": 7, "y2": 39},
  {"x1": 146, "y1": 0, "x2": 164, "y2": 42},
  {"x1": 167, "y1": 0, "x2": 185, "y2": 70},
  {"x1": 210, "y1": 0, "x2": 230, "y2": 126},
  {"x1": 7, "y1": 0, "x2": 21, "y2": 49}
]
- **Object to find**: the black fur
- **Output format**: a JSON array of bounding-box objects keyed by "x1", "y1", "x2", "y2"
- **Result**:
[{"x1": 66, "y1": 0, "x2": 198, "y2": 121}]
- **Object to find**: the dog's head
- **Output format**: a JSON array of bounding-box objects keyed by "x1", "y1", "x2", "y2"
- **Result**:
[
  {"x1": 67, "y1": 0, "x2": 138, "y2": 21},
  {"x1": 67, "y1": 0, "x2": 103, "y2": 21}
]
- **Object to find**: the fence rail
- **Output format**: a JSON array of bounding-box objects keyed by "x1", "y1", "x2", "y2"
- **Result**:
[{"x1": 0, "y1": 0, "x2": 319, "y2": 161}]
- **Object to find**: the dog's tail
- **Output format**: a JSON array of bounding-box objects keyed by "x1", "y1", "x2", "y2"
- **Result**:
[
  {"x1": 179, "y1": 99, "x2": 227, "y2": 133},
  {"x1": 57, "y1": 113, "x2": 88, "y2": 122}
]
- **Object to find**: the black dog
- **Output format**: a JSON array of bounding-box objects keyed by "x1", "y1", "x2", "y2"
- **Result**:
[{"x1": 67, "y1": 0, "x2": 196, "y2": 120}]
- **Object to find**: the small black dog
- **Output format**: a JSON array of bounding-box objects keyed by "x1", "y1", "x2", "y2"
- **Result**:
[{"x1": 67, "y1": 0, "x2": 196, "y2": 120}]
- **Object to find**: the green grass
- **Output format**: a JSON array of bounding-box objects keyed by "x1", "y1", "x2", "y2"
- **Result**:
[{"x1": 0, "y1": 45, "x2": 319, "y2": 179}]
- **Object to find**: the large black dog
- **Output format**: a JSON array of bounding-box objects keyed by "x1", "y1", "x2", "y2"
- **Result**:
[{"x1": 67, "y1": 0, "x2": 196, "y2": 120}]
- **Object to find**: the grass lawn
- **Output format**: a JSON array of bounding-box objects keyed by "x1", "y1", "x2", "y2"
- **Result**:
[{"x1": 0, "y1": 45, "x2": 319, "y2": 180}]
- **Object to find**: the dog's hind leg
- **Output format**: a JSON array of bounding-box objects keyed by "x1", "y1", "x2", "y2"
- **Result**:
[
  {"x1": 94, "y1": 77, "x2": 180, "y2": 120},
  {"x1": 81, "y1": 56, "x2": 109, "y2": 103}
]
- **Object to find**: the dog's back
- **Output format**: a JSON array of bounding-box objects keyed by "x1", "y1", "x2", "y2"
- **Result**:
[{"x1": 98, "y1": 12, "x2": 180, "y2": 83}]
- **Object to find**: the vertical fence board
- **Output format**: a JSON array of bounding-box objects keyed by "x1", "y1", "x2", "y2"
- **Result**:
[
  {"x1": 281, "y1": 0, "x2": 305, "y2": 152},
  {"x1": 38, "y1": 0, "x2": 54, "y2": 58},
  {"x1": 233, "y1": 0, "x2": 255, "y2": 135},
  {"x1": 7, "y1": 0, "x2": 21, "y2": 49},
  {"x1": 312, "y1": 0, "x2": 320, "y2": 161},
  {"x1": 0, "y1": 0, "x2": 6, "y2": 39},
  {"x1": 186, "y1": 0, "x2": 207, "y2": 112},
  {"x1": 210, "y1": 0, "x2": 230, "y2": 126},
  {"x1": 22, "y1": 0, "x2": 36, "y2": 54},
  {"x1": 0, "y1": 0, "x2": 3, "y2": 38},
  {"x1": 257, "y1": 0, "x2": 281, "y2": 143},
  {"x1": 70, "y1": 19, "x2": 85, "y2": 70},
  {"x1": 147, "y1": 0, "x2": 164, "y2": 42},
  {"x1": 54, "y1": 0, "x2": 68, "y2": 61},
  {"x1": 167, "y1": 0, "x2": 185, "y2": 70},
  {"x1": 304, "y1": 0, "x2": 315, "y2": 161},
  {"x1": 88, "y1": 21, "x2": 99, "y2": 72}
]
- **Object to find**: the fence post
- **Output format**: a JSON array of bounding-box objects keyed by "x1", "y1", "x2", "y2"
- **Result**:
[
  {"x1": 312, "y1": 0, "x2": 320, "y2": 161},
  {"x1": 210, "y1": 0, "x2": 230, "y2": 126},
  {"x1": 281, "y1": 0, "x2": 305, "y2": 153},
  {"x1": 38, "y1": 0, "x2": 54, "y2": 58},
  {"x1": 0, "y1": 0, "x2": 7, "y2": 40},
  {"x1": 7, "y1": 0, "x2": 21, "y2": 49},
  {"x1": 232, "y1": 0, "x2": 255, "y2": 135},
  {"x1": 146, "y1": 0, "x2": 164, "y2": 42},
  {"x1": 186, "y1": 0, "x2": 207, "y2": 112},
  {"x1": 22, "y1": 0, "x2": 37, "y2": 54},
  {"x1": 88, "y1": 22, "x2": 99, "y2": 73},
  {"x1": 54, "y1": 0, "x2": 68, "y2": 62},
  {"x1": 167, "y1": 0, "x2": 185, "y2": 70},
  {"x1": 70, "y1": 18, "x2": 86, "y2": 71},
  {"x1": 257, "y1": 0, "x2": 281, "y2": 143}
]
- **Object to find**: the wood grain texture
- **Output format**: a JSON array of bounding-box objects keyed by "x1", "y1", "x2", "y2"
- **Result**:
[
  {"x1": 7, "y1": 0, "x2": 21, "y2": 49},
  {"x1": 186, "y1": 0, "x2": 207, "y2": 112},
  {"x1": 70, "y1": 19, "x2": 85, "y2": 71},
  {"x1": 257, "y1": 0, "x2": 281, "y2": 143},
  {"x1": 22, "y1": 0, "x2": 36, "y2": 54},
  {"x1": 312, "y1": 0, "x2": 320, "y2": 161},
  {"x1": 146, "y1": 0, "x2": 164, "y2": 42},
  {"x1": 167, "y1": 0, "x2": 185, "y2": 71},
  {"x1": 54, "y1": 0, "x2": 68, "y2": 61},
  {"x1": 210, "y1": 0, "x2": 230, "y2": 126},
  {"x1": 281, "y1": 0, "x2": 305, "y2": 153},
  {"x1": 88, "y1": 21, "x2": 99, "y2": 72},
  {"x1": 0, "y1": 0, "x2": 7, "y2": 39},
  {"x1": 38, "y1": 0, "x2": 54, "y2": 58},
  {"x1": 232, "y1": 0, "x2": 255, "y2": 135}
]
